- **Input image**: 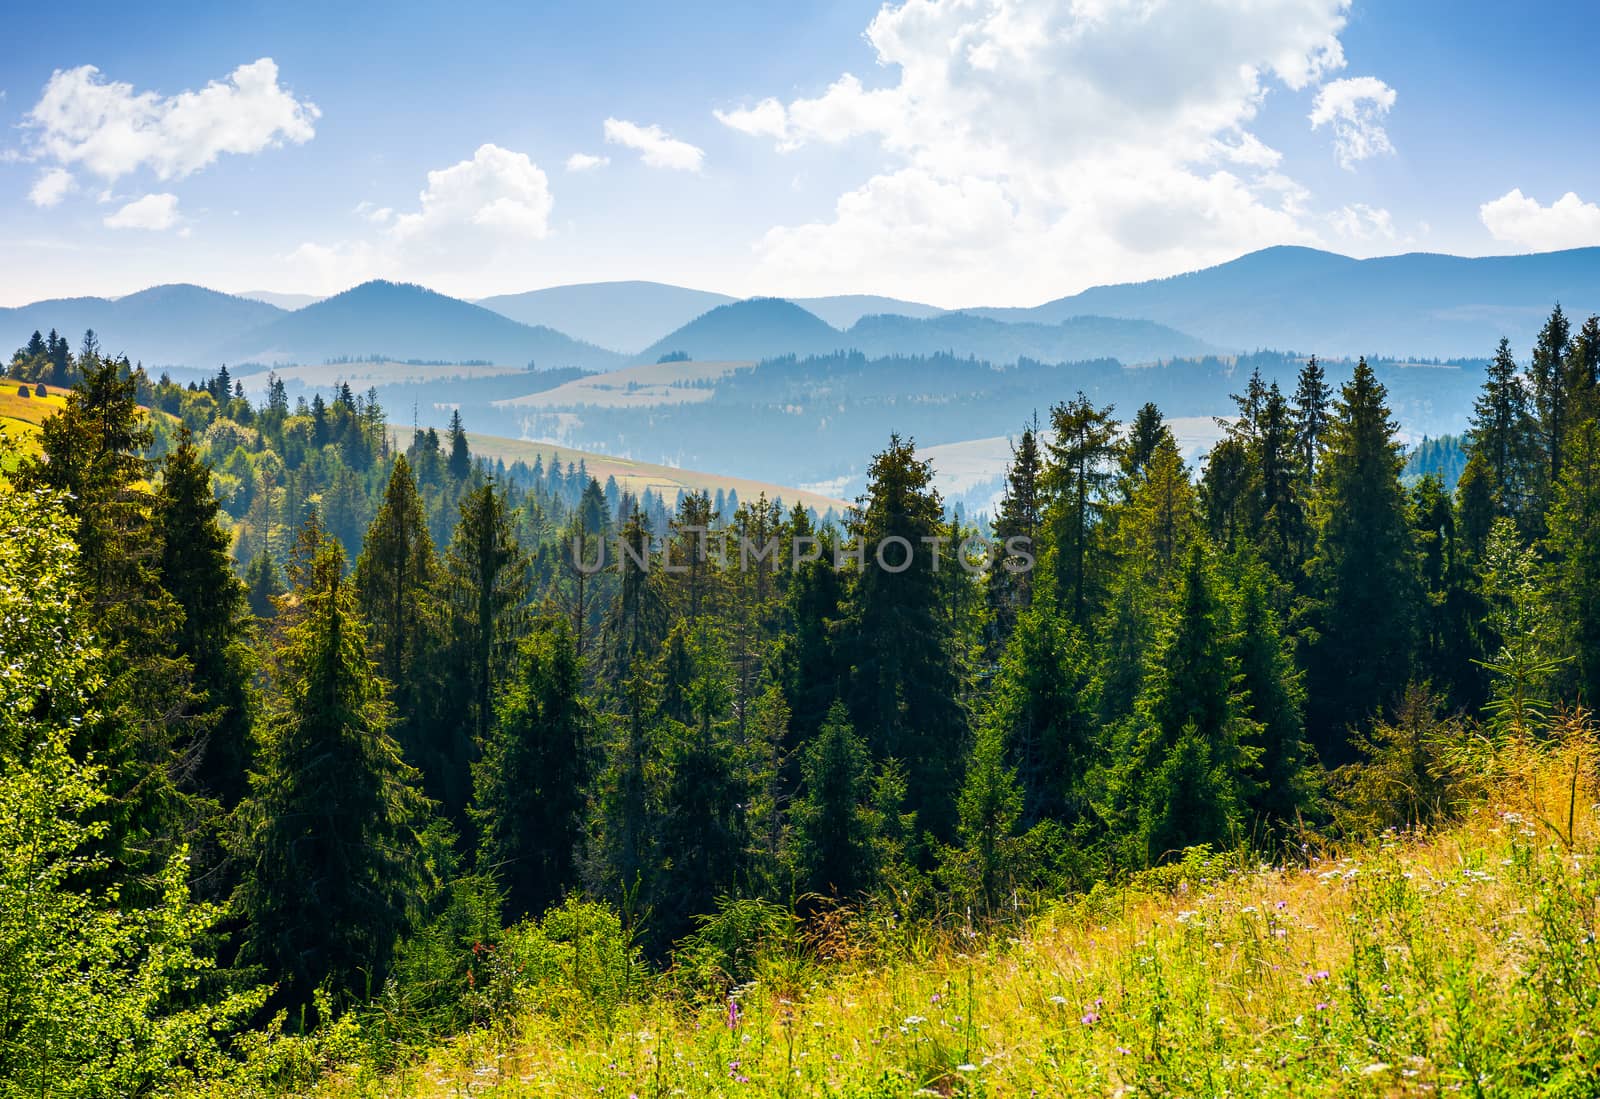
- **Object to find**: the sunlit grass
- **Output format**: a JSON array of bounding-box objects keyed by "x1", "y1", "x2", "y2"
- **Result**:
[{"x1": 304, "y1": 724, "x2": 1600, "y2": 1098}]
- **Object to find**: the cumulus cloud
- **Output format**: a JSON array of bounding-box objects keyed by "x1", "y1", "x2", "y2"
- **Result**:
[
  {"x1": 389, "y1": 143, "x2": 553, "y2": 243},
  {"x1": 103, "y1": 192, "x2": 180, "y2": 230},
  {"x1": 603, "y1": 118, "x2": 704, "y2": 171},
  {"x1": 1480, "y1": 189, "x2": 1600, "y2": 251},
  {"x1": 716, "y1": 0, "x2": 1363, "y2": 303},
  {"x1": 25, "y1": 58, "x2": 318, "y2": 181},
  {"x1": 28, "y1": 167, "x2": 75, "y2": 207},
  {"x1": 286, "y1": 144, "x2": 554, "y2": 292},
  {"x1": 1309, "y1": 76, "x2": 1396, "y2": 169}
]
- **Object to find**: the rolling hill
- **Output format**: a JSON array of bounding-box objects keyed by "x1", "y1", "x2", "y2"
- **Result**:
[
  {"x1": 1, "y1": 284, "x2": 285, "y2": 367},
  {"x1": 967, "y1": 245, "x2": 1600, "y2": 358},
  {"x1": 637, "y1": 298, "x2": 1214, "y2": 365},
  {"x1": 636, "y1": 298, "x2": 845, "y2": 363},
  {"x1": 213, "y1": 281, "x2": 626, "y2": 371},
  {"x1": 788, "y1": 293, "x2": 945, "y2": 329},
  {"x1": 476, "y1": 281, "x2": 737, "y2": 354}
]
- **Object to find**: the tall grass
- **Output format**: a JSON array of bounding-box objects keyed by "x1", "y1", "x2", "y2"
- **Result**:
[{"x1": 299, "y1": 716, "x2": 1599, "y2": 1098}]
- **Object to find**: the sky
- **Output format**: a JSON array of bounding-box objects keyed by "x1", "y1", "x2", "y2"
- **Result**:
[{"x1": 3, "y1": 0, "x2": 1599, "y2": 308}]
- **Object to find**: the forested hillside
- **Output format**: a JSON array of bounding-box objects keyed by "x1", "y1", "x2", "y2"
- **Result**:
[{"x1": 1, "y1": 303, "x2": 1598, "y2": 1095}]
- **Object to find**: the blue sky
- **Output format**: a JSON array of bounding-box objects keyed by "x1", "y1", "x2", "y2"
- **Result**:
[{"x1": 3, "y1": 0, "x2": 1598, "y2": 307}]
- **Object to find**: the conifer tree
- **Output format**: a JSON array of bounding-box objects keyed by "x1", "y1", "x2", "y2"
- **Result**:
[
  {"x1": 354, "y1": 455, "x2": 447, "y2": 800},
  {"x1": 1303, "y1": 359, "x2": 1419, "y2": 761},
  {"x1": 1529, "y1": 303, "x2": 1573, "y2": 495},
  {"x1": 438, "y1": 482, "x2": 530, "y2": 831},
  {"x1": 1231, "y1": 565, "x2": 1313, "y2": 831},
  {"x1": 237, "y1": 533, "x2": 431, "y2": 1009},
  {"x1": 472, "y1": 621, "x2": 590, "y2": 920},
  {"x1": 1292, "y1": 355, "x2": 1331, "y2": 481},
  {"x1": 154, "y1": 430, "x2": 256, "y2": 810},
  {"x1": 446, "y1": 409, "x2": 472, "y2": 480},
  {"x1": 986, "y1": 423, "x2": 1044, "y2": 649},
  {"x1": 841, "y1": 434, "x2": 967, "y2": 841},
  {"x1": 1043, "y1": 395, "x2": 1119, "y2": 623},
  {"x1": 943, "y1": 719, "x2": 1025, "y2": 911},
  {"x1": 1546, "y1": 418, "x2": 1600, "y2": 705},
  {"x1": 1467, "y1": 338, "x2": 1538, "y2": 529},
  {"x1": 1125, "y1": 543, "x2": 1254, "y2": 864},
  {"x1": 789, "y1": 701, "x2": 878, "y2": 898}
]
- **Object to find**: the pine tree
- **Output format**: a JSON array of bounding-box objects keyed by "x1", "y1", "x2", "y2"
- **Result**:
[
  {"x1": 788, "y1": 701, "x2": 878, "y2": 898},
  {"x1": 472, "y1": 621, "x2": 591, "y2": 920},
  {"x1": 1231, "y1": 565, "x2": 1313, "y2": 831},
  {"x1": 1126, "y1": 543, "x2": 1254, "y2": 864},
  {"x1": 841, "y1": 434, "x2": 967, "y2": 841},
  {"x1": 438, "y1": 482, "x2": 530, "y2": 831},
  {"x1": 154, "y1": 430, "x2": 257, "y2": 811},
  {"x1": 1410, "y1": 475, "x2": 1485, "y2": 709},
  {"x1": 236, "y1": 533, "x2": 431, "y2": 1010},
  {"x1": 354, "y1": 455, "x2": 447, "y2": 804},
  {"x1": 1467, "y1": 338, "x2": 1538, "y2": 530},
  {"x1": 245, "y1": 552, "x2": 285, "y2": 620},
  {"x1": 943, "y1": 720, "x2": 1025, "y2": 911},
  {"x1": 1043, "y1": 394, "x2": 1119, "y2": 623},
  {"x1": 1303, "y1": 359, "x2": 1419, "y2": 761},
  {"x1": 1529, "y1": 304, "x2": 1573, "y2": 497},
  {"x1": 1546, "y1": 418, "x2": 1600, "y2": 705},
  {"x1": 446, "y1": 408, "x2": 472, "y2": 480},
  {"x1": 1292, "y1": 355, "x2": 1332, "y2": 482},
  {"x1": 986, "y1": 423, "x2": 1044, "y2": 649}
]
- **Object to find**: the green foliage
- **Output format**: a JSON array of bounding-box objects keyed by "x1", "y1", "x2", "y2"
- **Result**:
[{"x1": 235, "y1": 531, "x2": 434, "y2": 1010}]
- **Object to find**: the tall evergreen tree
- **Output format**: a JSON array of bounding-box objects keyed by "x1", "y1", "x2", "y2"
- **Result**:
[
  {"x1": 1292, "y1": 355, "x2": 1332, "y2": 482},
  {"x1": 986, "y1": 423, "x2": 1044, "y2": 649},
  {"x1": 1303, "y1": 359, "x2": 1419, "y2": 761},
  {"x1": 841, "y1": 434, "x2": 967, "y2": 841},
  {"x1": 1043, "y1": 395, "x2": 1119, "y2": 623},
  {"x1": 788, "y1": 701, "x2": 878, "y2": 899},
  {"x1": 354, "y1": 456, "x2": 448, "y2": 802},
  {"x1": 154, "y1": 430, "x2": 257, "y2": 811},
  {"x1": 1546, "y1": 418, "x2": 1600, "y2": 705},
  {"x1": 446, "y1": 409, "x2": 472, "y2": 481},
  {"x1": 472, "y1": 621, "x2": 590, "y2": 920},
  {"x1": 237, "y1": 534, "x2": 431, "y2": 1009},
  {"x1": 1467, "y1": 338, "x2": 1538, "y2": 530},
  {"x1": 1529, "y1": 303, "x2": 1573, "y2": 497},
  {"x1": 438, "y1": 483, "x2": 530, "y2": 834}
]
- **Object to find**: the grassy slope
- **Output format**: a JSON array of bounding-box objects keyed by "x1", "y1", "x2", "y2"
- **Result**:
[
  {"x1": 465, "y1": 430, "x2": 851, "y2": 514},
  {"x1": 0, "y1": 383, "x2": 68, "y2": 461},
  {"x1": 316, "y1": 731, "x2": 1600, "y2": 1098}
]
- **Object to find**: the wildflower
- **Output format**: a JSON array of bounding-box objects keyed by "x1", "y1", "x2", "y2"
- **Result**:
[
  {"x1": 727, "y1": 997, "x2": 740, "y2": 1030},
  {"x1": 1305, "y1": 969, "x2": 1330, "y2": 985},
  {"x1": 1116, "y1": 1046, "x2": 1131, "y2": 1055},
  {"x1": 1081, "y1": 1011, "x2": 1100, "y2": 1026},
  {"x1": 1275, "y1": 900, "x2": 1287, "y2": 910},
  {"x1": 1315, "y1": 1001, "x2": 1329, "y2": 1011},
  {"x1": 957, "y1": 1064, "x2": 978, "y2": 1072},
  {"x1": 1048, "y1": 995, "x2": 1067, "y2": 1006}
]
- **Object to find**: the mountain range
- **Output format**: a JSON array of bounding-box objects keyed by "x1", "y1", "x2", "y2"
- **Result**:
[
  {"x1": 967, "y1": 246, "x2": 1600, "y2": 358},
  {"x1": 5, "y1": 247, "x2": 1598, "y2": 371}
]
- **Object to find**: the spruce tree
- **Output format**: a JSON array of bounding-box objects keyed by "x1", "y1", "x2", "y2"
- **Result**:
[
  {"x1": 1467, "y1": 338, "x2": 1538, "y2": 530},
  {"x1": 789, "y1": 701, "x2": 878, "y2": 899},
  {"x1": 841, "y1": 434, "x2": 967, "y2": 841},
  {"x1": 1546, "y1": 418, "x2": 1600, "y2": 705},
  {"x1": 986, "y1": 423, "x2": 1044, "y2": 649},
  {"x1": 237, "y1": 533, "x2": 431, "y2": 1009},
  {"x1": 354, "y1": 455, "x2": 447, "y2": 805},
  {"x1": 472, "y1": 621, "x2": 590, "y2": 920},
  {"x1": 1292, "y1": 355, "x2": 1331, "y2": 482},
  {"x1": 1043, "y1": 394, "x2": 1119, "y2": 623},
  {"x1": 154, "y1": 430, "x2": 257, "y2": 811},
  {"x1": 438, "y1": 482, "x2": 530, "y2": 832},
  {"x1": 1303, "y1": 359, "x2": 1419, "y2": 761},
  {"x1": 1529, "y1": 303, "x2": 1573, "y2": 496}
]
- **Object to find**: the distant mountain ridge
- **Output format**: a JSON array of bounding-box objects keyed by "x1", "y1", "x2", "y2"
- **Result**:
[
  {"x1": 1, "y1": 284, "x2": 284, "y2": 366},
  {"x1": 967, "y1": 246, "x2": 1600, "y2": 358},
  {"x1": 475, "y1": 281, "x2": 737, "y2": 354},
  {"x1": 635, "y1": 298, "x2": 1213, "y2": 365},
  {"x1": 211, "y1": 281, "x2": 625, "y2": 371}
]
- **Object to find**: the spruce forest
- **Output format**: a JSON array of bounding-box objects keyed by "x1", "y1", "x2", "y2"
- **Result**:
[{"x1": 4, "y1": 301, "x2": 1600, "y2": 1096}]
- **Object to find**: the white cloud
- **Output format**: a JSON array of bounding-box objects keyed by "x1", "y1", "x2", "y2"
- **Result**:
[
  {"x1": 718, "y1": 0, "x2": 1359, "y2": 303},
  {"x1": 25, "y1": 57, "x2": 318, "y2": 181},
  {"x1": 565, "y1": 152, "x2": 610, "y2": 172},
  {"x1": 389, "y1": 143, "x2": 552, "y2": 243},
  {"x1": 1309, "y1": 76, "x2": 1396, "y2": 169},
  {"x1": 28, "y1": 167, "x2": 75, "y2": 207},
  {"x1": 1480, "y1": 189, "x2": 1600, "y2": 251},
  {"x1": 286, "y1": 144, "x2": 555, "y2": 292},
  {"x1": 103, "y1": 192, "x2": 180, "y2": 230},
  {"x1": 1328, "y1": 202, "x2": 1395, "y2": 241},
  {"x1": 354, "y1": 200, "x2": 394, "y2": 224},
  {"x1": 603, "y1": 118, "x2": 704, "y2": 171}
]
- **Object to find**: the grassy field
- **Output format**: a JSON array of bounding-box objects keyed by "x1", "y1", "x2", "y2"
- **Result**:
[
  {"x1": 304, "y1": 724, "x2": 1600, "y2": 1098},
  {"x1": 465, "y1": 430, "x2": 851, "y2": 514},
  {"x1": 0, "y1": 382, "x2": 68, "y2": 461}
]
